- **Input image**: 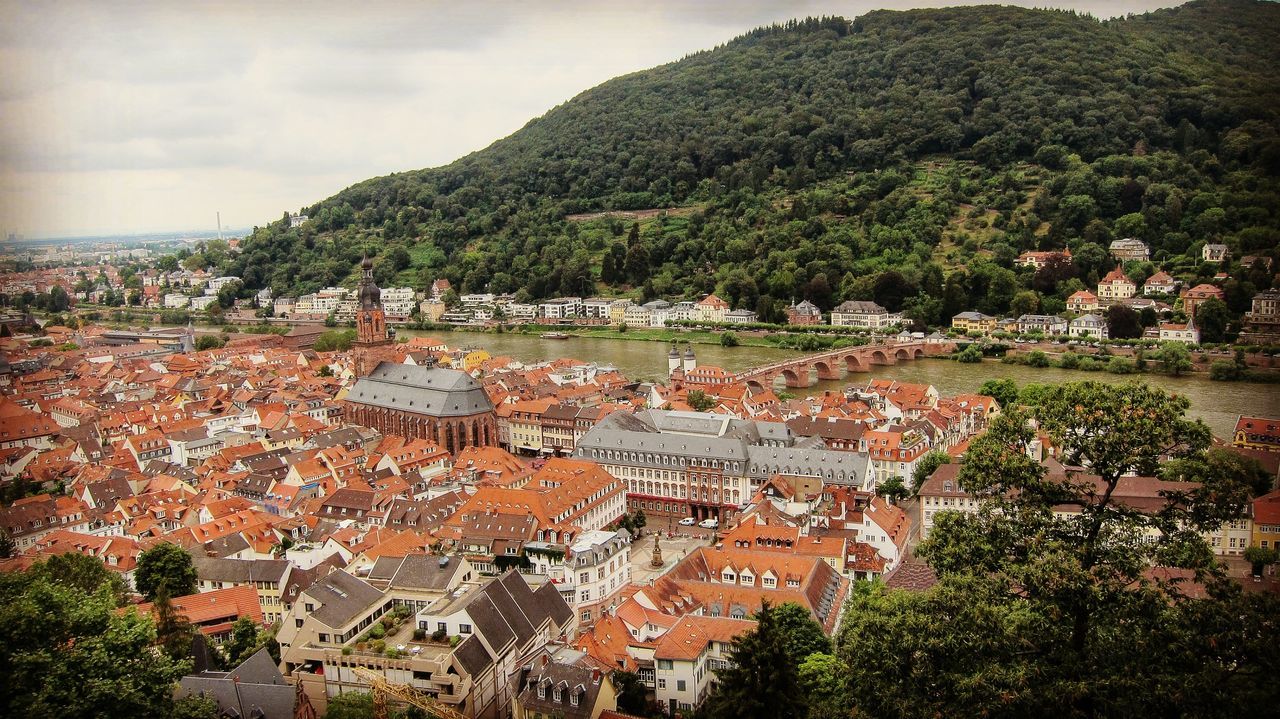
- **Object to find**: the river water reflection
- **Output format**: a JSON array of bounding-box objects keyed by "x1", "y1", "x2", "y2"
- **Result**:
[{"x1": 404, "y1": 329, "x2": 1278, "y2": 440}]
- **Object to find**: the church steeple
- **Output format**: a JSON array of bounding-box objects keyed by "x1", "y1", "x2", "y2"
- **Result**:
[{"x1": 355, "y1": 253, "x2": 390, "y2": 349}]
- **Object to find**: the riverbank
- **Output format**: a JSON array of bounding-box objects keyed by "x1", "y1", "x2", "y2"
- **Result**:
[{"x1": 507, "y1": 323, "x2": 878, "y2": 352}]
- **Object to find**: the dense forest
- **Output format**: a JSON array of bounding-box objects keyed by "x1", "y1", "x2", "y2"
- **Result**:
[{"x1": 217, "y1": 1, "x2": 1280, "y2": 329}]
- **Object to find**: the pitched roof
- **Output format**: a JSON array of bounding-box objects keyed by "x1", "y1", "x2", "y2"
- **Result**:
[{"x1": 652, "y1": 615, "x2": 755, "y2": 661}]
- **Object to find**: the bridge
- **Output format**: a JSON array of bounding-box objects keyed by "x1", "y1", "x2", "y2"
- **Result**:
[{"x1": 732, "y1": 340, "x2": 955, "y2": 390}]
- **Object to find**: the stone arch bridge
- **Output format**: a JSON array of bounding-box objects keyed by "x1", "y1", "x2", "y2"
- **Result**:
[{"x1": 733, "y1": 340, "x2": 955, "y2": 390}]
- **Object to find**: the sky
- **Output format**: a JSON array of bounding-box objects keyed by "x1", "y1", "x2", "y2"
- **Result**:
[{"x1": 0, "y1": 0, "x2": 1183, "y2": 238}]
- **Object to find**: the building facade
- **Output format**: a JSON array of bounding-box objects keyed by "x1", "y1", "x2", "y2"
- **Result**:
[{"x1": 344, "y1": 362, "x2": 498, "y2": 456}]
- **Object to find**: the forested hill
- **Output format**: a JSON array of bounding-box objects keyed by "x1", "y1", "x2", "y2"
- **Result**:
[{"x1": 221, "y1": 0, "x2": 1280, "y2": 327}]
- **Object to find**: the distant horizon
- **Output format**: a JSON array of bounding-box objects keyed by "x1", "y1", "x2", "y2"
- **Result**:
[
  {"x1": 1, "y1": 1, "x2": 1187, "y2": 238},
  {"x1": 6, "y1": 227, "x2": 252, "y2": 244}
]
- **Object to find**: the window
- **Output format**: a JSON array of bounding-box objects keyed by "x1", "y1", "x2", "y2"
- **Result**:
[
  {"x1": 295, "y1": 618, "x2": 303, "y2": 628},
  {"x1": 657, "y1": 679, "x2": 666, "y2": 689},
  {"x1": 318, "y1": 633, "x2": 329, "y2": 643},
  {"x1": 677, "y1": 680, "x2": 686, "y2": 692},
  {"x1": 570, "y1": 691, "x2": 579, "y2": 707},
  {"x1": 459, "y1": 624, "x2": 472, "y2": 634},
  {"x1": 657, "y1": 659, "x2": 673, "y2": 670},
  {"x1": 581, "y1": 609, "x2": 592, "y2": 622},
  {"x1": 437, "y1": 622, "x2": 447, "y2": 633}
]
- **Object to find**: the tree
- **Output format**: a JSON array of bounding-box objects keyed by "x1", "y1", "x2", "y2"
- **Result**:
[
  {"x1": 135, "y1": 542, "x2": 198, "y2": 599},
  {"x1": 906, "y1": 382, "x2": 1279, "y2": 716},
  {"x1": 153, "y1": 585, "x2": 195, "y2": 660},
  {"x1": 704, "y1": 602, "x2": 805, "y2": 719},
  {"x1": 171, "y1": 693, "x2": 221, "y2": 719},
  {"x1": 686, "y1": 390, "x2": 717, "y2": 412},
  {"x1": 0, "y1": 562, "x2": 187, "y2": 718},
  {"x1": 194, "y1": 335, "x2": 225, "y2": 351},
  {"x1": 216, "y1": 280, "x2": 242, "y2": 310},
  {"x1": 1243, "y1": 546, "x2": 1278, "y2": 577},
  {"x1": 1209, "y1": 359, "x2": 1243, "y2": 381},
  {"x1": 720, "y1": 331, "x2": 739, "y2": 347},
  {"x1": 324, "y1": 691, "x2": 375, "y2": 719},
  {"x1": 624, "y1": 243, "x2": 651, "y2": 284},
  {"x1": 1195, "y1": 298, "x2": 1230, "y2": 343},
  {"x1": 978, "y1": 378, "x2": 1018, "y2": 409},
  {"x1": 1010, "y1": 290, "x2": 1039, "y2": 317},
  {"x1": 912, "y1": 450, "x2": 953, "y2": 490},
  {"x1": 1156, "y1": 341, "x2": 1193, "y2": 376},
  {"x1": 797, "y1": 652, "x2": 851, "y2": 719},
  {"x1": 876, "y1": 476, "x2": 908, "y2": 503},
  {"x1": 765, "y1": 602, "x2": 831, "y2": 664},
  {"x1": 1106, "y1": 304, "x2": 1143, "y2": 339},
  {"x1": 611, "y1": 670, "x2": 650, "y2": 716},
  {"x1": 48, "y1": 285, "x2": 71, "y2": 312},
  {"x1": 0, "y1": 528, "x2": 15, "y2": 559},
  {"x1": 28, "y1": 552, "x2": 127, "y2": 606},
  {"x1": 223, "y1": 617, "x2": 260, "y2": 667}
]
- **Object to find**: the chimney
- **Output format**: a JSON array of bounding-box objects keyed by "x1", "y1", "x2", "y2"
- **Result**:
[
  {"x1": 540, "y1": 654, "x2": 549, "y2": 669},
  {"x1": 591, "y1": 669, "x2": 601, "y2": 684}
]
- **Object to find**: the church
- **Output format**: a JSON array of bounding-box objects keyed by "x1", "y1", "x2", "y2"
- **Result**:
[{"x1": 342, "y1": 256, "x2": 497, "y2": 455}]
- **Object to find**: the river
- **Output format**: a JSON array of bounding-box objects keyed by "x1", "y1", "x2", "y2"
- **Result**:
[{"x1": 400, "y1": 329, "x2": 1278, "y2": 440}]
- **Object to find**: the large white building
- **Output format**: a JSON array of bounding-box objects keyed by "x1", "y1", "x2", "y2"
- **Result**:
[
  {"x1": 574, "y1": 410, "x2": 872, "y2": 525},
  {"x1": 380, "y1": 287, "x2": 416, "y2": 317},
  {"x1": 526, "y1": 528, "x2": 632, "y2": 627},
  {"x1": 830, "y1": 301, "x2": 901, "y2": 329}
]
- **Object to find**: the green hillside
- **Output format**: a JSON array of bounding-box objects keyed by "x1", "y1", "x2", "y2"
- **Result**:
[{"x1": 219, "y1": 0, "x2": 1280, "y2": 331}]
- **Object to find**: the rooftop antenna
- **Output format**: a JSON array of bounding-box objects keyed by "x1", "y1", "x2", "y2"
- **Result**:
[{"x1": 216, "y1": 211, "x2": 222, "y2": 241}]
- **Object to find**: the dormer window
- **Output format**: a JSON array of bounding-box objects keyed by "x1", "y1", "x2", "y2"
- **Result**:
[
  {"x1": 537, "y1": 683, "x2": 546, "y2": 699},
  {"x1": 553, "y1": 687, "x2": 562, "y2": 702},
  {"x1": 571, "y1": 690, "x2": 580, "y2": 707}
]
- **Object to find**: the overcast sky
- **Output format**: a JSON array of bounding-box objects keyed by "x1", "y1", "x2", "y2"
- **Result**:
[{"x1": 0, "y1": 0, "x2": 1181, "y2": 238}]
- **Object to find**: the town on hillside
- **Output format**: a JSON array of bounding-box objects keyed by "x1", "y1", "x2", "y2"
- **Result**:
[{"x1": 1, "y1": 255, "x2": 1277, "y2": 718}]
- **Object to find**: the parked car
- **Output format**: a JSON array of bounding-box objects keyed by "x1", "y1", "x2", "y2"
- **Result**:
[
  {"x1": 698, "y1": 518, "x2": 719, "y2": 529},
  {"x1": 678, "y1": 517, "x2": 696, "y2": 526}
]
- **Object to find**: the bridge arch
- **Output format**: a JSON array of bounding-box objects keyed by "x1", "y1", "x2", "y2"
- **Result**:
[
  {"x1": 844, "y1": 354, "x2": 867, "y2": 372},
  {"x1": 870, "y1": 349, "x2": 893, "y2": 365},
  {"x1": 895, "y1": 347, "x2": 911, "y2": 361},
  {"x1": 781, "y1": 367, "x2": 810, "y2": 388},
  {"x1": 913, "y1": 347, "x2": 925, "y2": 359},
  {"x1": 814, "y1": 360, "x2": 841, "y2": 381},
  {"x1": 745, "y1": 379, "x2": 768, "y2": 394}
]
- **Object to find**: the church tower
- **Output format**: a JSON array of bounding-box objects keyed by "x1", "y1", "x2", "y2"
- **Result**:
[{"x1": 355, "y1": 255, "x2": 391, "y2": 347}]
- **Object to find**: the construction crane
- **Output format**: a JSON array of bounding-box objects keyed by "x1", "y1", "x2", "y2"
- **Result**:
[{"x1": 350, "y1": 666, "x2": 467, "y2": 719}]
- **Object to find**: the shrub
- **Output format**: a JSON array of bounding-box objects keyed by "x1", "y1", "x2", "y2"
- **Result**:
[
  {"x1": 431, "y1": 628, "x2": 448, "y2": 642},
  {"x1": 1209, "y1": 360, "x2": 1243, "y2": 381},
  {"x1": 1106, "y1": 357, "x2": 1136, "y2": 374},
  {"x1": 1026, "y1": 350, "x2": 1050, "y2": 367},
  {"x1": 413, "y1": 628, "x2": 426, "y2": 641},
  {"x1": 371, "y1": 639, "x2": 386, "y2": 654},
  {"x1": 368, "y1": 623, "x2": 385, "y2": 640},
  {"x1": 1057, "y1": 352, "x2": 1080, "y2": 369},
  {"x1": 385, "y1": 648, "x2": 401, "y2": 659}
]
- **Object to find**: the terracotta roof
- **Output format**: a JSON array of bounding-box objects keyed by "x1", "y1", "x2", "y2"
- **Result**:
[{"x1": 652, "y1": 615, "x2": 755, "y2": 661}]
